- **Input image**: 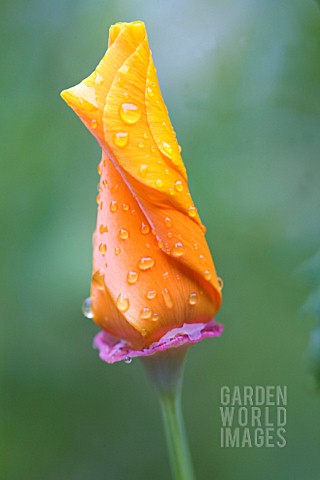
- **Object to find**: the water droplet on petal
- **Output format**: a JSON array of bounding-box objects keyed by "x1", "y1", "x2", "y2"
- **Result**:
[
  {"x1": 167, "y1": 232, "x2": 173, "y2": 239},
  {"x1": 99, "y1": 224, "x2": 108, "y2": 234},
  {"x1": 188, "y1": 206, "x2": 197, "y2": 218},
  {"x1": 217, "y1": 277, "x2": 224, "y2": 290},
  {"x1": 178, "y1": 145, "x2": 182, "y2": 152},
  {"x1": 138, "y1": 256, "x2": 155, "y2": 270},
  {"x1": 91, "y1": 119, "x2": 98, "y2": 129},
  {"x1": 119, "y1": 64, "x2": 130, "y2": 74},
  {"x1": 113, "y1": 131, "x2": 129, "y2": 148},
  {"x1": 141, "y1": 222, "x2": 150, "y2": 235},
  {"x1": 141, "y1": 328, "x2": 148, "y2": 337},
  {"x1": 146, "y1": 290, "x2": 157, "y2": 300},
  {"x1": 116, "y1": 293, "x2": 130, "y2": 312},
  {"x1": 174, "y1": 180, "x2": 184, "y2": 192},
  {"x1": 122, "y1": 203, "x2": 129, "y2": 211},
  {"x1": 165, "y1": 217, "x2": 172, "y2": 228},
  {"x1": 147, "y1": 86, "x2": 154, "y2": 97},
  {"x1": 169, "y1": 188, "x2": 174, "y2": 196},
  {"x1": 162, "y1": 288, "x2": 173, "y2": 309},
  {"x1": 143, "y1": 133, "x2": 148, "y2": 139},
  {"x1": 140, "y1": 307, "x2": 152, "y2": 319},
  {"x1": 188, "y1": 292, "x2": 198, "y2": 305},
  {"x1": 151, "y1": 145, "x2": 156, "y2": 152},
  {"x1": 204, "y1": 270, "x2": 212, "y2": 281},
  {"x1": 140, "y1": 164, "x2": 148, "y2": 177},
  {"x1": 110, "y1": 201, "x2": 118, "y2": 212},
  {"x1": 119, "y1": 103, "x2": 141, "y2": 124},
  {"x1": 152, "y1": 313, "x2": 159, "y2": 322},
  {"x1": 172, "y1": 241, "x2": 185, "y2": 257},
  {"x1": 138, "y1": 141, "x2": 144, "y2": 148},
  {"x1": 155, "y1": 179, "x2": 163, "y2": 188},
  {"x1": 99, "y1": 243, "x2": 107, "y2": 255},
  {"x1": 119, "y1": 228, "x2": 129, "y2": 240},
  {"x1": 163, "y1": 142, "x2": 173, "y2": 156},
  {"x1": 124, "y1": 357, "x2": 132, "y2": 364},
  {"x1": 82, "y1": 297, "x2": 93, "y2": 318},
  {"x1": 114, "y1": 247, "x2": 121, "y2": 255},
  {"x1": 127, "y1": 271, "x2": 138, "y2": 284}
]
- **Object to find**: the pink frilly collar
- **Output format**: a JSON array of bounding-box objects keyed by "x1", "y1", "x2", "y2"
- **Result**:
[{"x1": 94, "y1": 319, "x2": 223, "y2": 364}]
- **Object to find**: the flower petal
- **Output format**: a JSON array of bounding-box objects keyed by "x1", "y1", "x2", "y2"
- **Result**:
[
  {"x1": 94, "y1": 318, "x2": 224, "y2": 364},
  {"x1": 61, "y1": 21, "x2": 223, "y2": 350},
  {"x1": 61, "y1": 22, "x2": 147, "y2": 143},
  {"x1": 92, "y1": 152, "x2": 218, "y2": 348}
]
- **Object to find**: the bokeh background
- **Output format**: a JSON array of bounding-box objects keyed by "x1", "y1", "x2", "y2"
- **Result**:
[{"x1": 2, "y1": 0, "x2": 320, "y2": 479}]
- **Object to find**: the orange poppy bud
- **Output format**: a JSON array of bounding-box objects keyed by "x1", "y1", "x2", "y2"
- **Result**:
[{"x1": 61, "y1": 21, "x2": 223, "y2": 358}]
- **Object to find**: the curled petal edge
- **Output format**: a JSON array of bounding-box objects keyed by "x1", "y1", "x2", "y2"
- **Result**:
[{"x1": 93, "y1": 319, "x2": 223, "y2": 364}]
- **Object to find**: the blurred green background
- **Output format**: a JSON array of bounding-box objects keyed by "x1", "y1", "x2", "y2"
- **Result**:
[{"x1": 2, "y1": 0, "x2": 320, "y2": 479}]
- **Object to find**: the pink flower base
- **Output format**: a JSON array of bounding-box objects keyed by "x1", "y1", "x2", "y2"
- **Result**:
[{"x1": 93, "y1": 319, "x2": 224, "y2": 364}]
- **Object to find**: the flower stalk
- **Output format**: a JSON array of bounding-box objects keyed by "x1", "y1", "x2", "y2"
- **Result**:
[{"x1": 142, "y1": 347, "x2": 196, "y2": 480}]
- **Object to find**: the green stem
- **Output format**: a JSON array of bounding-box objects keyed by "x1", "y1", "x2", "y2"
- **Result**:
[
  {"x1": 159, "y1": 388, "x2": 196, "y2": 480},
  {"x1": 142, "y1": 348, "x2": 196, "y2": 480}
]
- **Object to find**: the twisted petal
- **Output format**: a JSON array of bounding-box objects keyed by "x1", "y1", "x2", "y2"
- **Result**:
[{"x1": 61, "y1": 21, "x2": 222, "y2": 350}]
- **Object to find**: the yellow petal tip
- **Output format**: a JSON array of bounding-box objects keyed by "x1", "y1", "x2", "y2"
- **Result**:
[
  {"x1": 60, "y1": 88, "x2": 72, "y2": 106},
  {"x1": 108, "y1": 23, "x2": 122, "y2": 46},
  {"x1": 60, "y1": 82, "x2": 100, "y2": 128},
  {"x1": 108, "y1": 20, "x2": 146, "y2": 46}
]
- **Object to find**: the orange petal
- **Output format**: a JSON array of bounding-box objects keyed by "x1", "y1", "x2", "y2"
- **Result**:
[
  {"x1": 61, "y1": 22, "x2": 147, "y2": 145},
  {"x1": 61, "y1": 21, "x2": 223, "y2": 349},
  {"x1": 91, "y1": 152, "x2": 217, "y2": 348}
]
